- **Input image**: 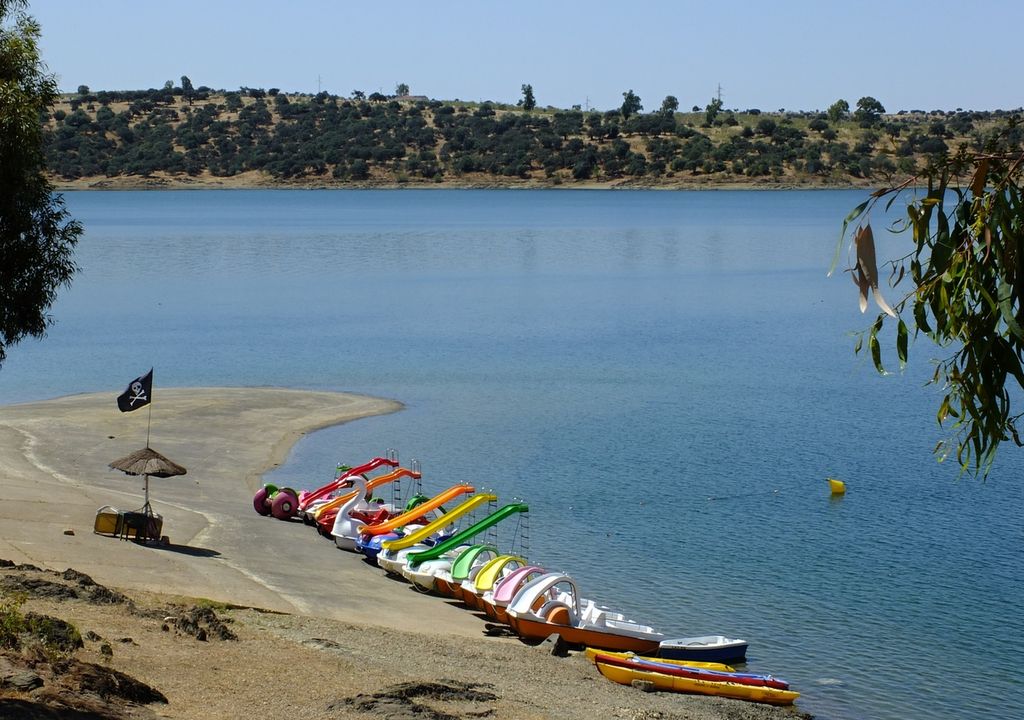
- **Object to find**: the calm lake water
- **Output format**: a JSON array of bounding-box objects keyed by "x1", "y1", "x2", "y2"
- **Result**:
[{"x1": 1, "y1": 189, "x2": 1021, "y2": 720}]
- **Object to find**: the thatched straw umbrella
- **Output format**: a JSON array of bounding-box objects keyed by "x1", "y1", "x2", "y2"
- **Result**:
[{"x1": 109, "y1": 447, "x2": 187, "y2": 513}]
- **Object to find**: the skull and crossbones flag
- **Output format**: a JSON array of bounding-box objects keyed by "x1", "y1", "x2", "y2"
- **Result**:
[{"x1": 116, "y1": 369, "x2": 153, "y2": 413}]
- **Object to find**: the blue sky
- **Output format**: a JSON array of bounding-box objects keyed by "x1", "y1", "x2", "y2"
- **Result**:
[{"x1": 28, "y1": 0, "x2": 1023, "y2": 112}]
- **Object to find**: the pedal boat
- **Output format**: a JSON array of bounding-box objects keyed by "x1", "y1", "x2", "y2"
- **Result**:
[
  {"x1": 456, "y1": 554, "x2": 527, "y2": 610},
  {"x1": 403, "y1": 544, "x2": 496, "y2": 595},
  {"x1": 504, "y1": 572, "x2": 664, "y2": 654},
  {"x1": 479, "y1": 564, "x2": 546, "y2": 624}
]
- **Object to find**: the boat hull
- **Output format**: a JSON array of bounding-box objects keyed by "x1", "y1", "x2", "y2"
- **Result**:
[
  {"x1": 511, "y1": 616, "x2": 661, "y2": 654},
  {"x1": 658, "y1": 636, "x2": 748, "y2": 665},
  {"x1": 593, "y1": 657, "x2": 799, "y2": 705}
]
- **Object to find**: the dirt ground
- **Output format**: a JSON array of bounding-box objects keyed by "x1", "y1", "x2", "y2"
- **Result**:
[{"x1": 0, "y1": 562, "x2": 809, "y2": 720}]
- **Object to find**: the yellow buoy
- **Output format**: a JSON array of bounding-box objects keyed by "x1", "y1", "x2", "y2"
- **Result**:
[{"x1": 828, "y1": 478, "x2": 846, "y2": 495}]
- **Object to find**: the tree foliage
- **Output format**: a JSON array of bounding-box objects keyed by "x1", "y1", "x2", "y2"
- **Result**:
[
  {"x1": 854, "y1": 96, "x2": 885, "y2": 127},
  {"x1": 41, "y1": 83, "x2": 1013, "y2": 191},
  {"x1": 827, "y1": 99, "x2": 849, "y2": 123},
  {"x1": 180, "y1": 75, "x2": 194, "y2": 105},
  {"x1": 620, "y1": 89, "x2": 641, "y2": 121},
  {"x1": 520, "y1": 83, "x2": 535, "y2": 111},
  {"x1": 835, "y1": 117, "x2": 1024, "y2": 474},
  {"x1": 704, "y1": 97, "x2": 723, "y2": 126},
  {"x1": 0, "y1": 0, "x2": 81, "y2": 367}
]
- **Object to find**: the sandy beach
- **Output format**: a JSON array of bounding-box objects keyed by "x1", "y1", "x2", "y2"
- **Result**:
[{"x1": 0, "y1": 388, "x2": 807, "y2": 719}]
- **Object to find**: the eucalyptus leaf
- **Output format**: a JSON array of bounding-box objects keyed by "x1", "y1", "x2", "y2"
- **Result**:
[
  {"x1": 869, "y1": 334, "x2": 884, "y2": 374},
  {"x1": 914, "y1": 301, "x2": 932, "y2": 334},
  {"x1": 897, "y1": 319, "x2": 908, "y2": 368},
  {"x1": 830, "y1": 200, "x2": 869, "y2": 277}
]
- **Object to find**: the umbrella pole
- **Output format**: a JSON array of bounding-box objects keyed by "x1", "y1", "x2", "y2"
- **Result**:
[{"x1": 144, "y1": 474, "x2": 150, "y2": 508}]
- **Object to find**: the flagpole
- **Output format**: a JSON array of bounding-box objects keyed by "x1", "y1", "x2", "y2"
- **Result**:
[{"x1": 145, "y1": 367, "x2": 153, "y2": 448}]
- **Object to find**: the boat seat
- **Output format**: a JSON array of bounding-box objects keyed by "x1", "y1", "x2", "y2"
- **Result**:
[
  {"x1": 605, "y1": 618, "x2": 655, "y2": 633},
  {"x1": 539, "y1": 600, "x2": 576, "y2": 626},
  {"x1": 582, "y1": 605, "x2": 608, "y2": 626}
]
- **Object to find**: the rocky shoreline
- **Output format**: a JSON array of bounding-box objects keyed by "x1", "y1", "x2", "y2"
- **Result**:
[{"x1": 49, "y1": 169, "x2": 873, "y2": 193}]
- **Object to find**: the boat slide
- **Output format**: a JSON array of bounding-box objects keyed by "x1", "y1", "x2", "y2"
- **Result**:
[
  {"x1": 458, "y1": 554, "x2": 526, "y2": 609},
  {"x1": 312, "y1": 466, "x2": 421, "y2": 524},
  {"x1": 297, "y1": 455, "x2": 399, "y2": 511},
  {"x1": 379, "y1": 493, "x2": 497, "y2": 552},
  {"x1": 404, "y1": 502, "x2": 530, "y2": 568},
  {"x1": 417, "y1": 544, "x2": 499, "y2": 596},
  {"x1": 357, "y1": 483, "x2": 475, "y2": 537},
  {"x1": 375, "y1": 493, "x2": 498, "y2": 574},
  {"x1": 479, "y1": 564, "x2": 547, "y2": 624}
]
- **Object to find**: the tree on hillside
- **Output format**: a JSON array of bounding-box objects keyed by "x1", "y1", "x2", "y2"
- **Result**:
[
  {"x1": 395, "y1": 83, "x2": 410, "y2": 97},
  {"x1": 660, "y1": 95, "x2": 679, "y2": 115},
  {"x1": 834, "y1": 118, "x2": 1024, "y2": 474},
  {"x1": 854, "y1": 96, "x2": 885, "y2": 127},
  {"x1": 827, "y1": 99, "x2": 849, "y2": 124},
  {"x1": 181, "y1": 75, "x2": 194, "y2": 105},
  {"x1": 0, "y1": 0, "x2": 81, "y2": 367},
  {"x1": 76, "y1": 84, "x2": 89, "y2": 96},
  {"x1": 620, "y1": 90, "x2": 642, "y2": 121},
  {"x1": 520, "y1": 83, "x2": 536, "y2": 111},
  {"x1": 704, "y1": 97, "x2": 723, "y2": 126}
]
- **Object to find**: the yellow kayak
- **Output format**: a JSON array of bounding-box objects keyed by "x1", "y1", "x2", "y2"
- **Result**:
[
  {"x1": 590, "y1": 652, "x2": 800, "y2": 706},
  {"x1": 583, "y1": 647, "x2": 733, "y2": 672}
]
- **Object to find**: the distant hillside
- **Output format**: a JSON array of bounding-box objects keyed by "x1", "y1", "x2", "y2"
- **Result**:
[{"x1": 43, "y1": 87, "x2": 1023, "y2": 189}]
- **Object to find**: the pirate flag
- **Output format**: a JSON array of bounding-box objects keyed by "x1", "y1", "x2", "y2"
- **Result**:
[{"x1": 117, "y1": 369, "x2": 153, "y2": 412}]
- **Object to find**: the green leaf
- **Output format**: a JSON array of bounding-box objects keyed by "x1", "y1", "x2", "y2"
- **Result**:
[
  {"x1": 938, "y1": 395, "x2": 952, "y2": 424},
  {"x1": 869, "y1": 335, "x2": 884, "y2": 374},
  {"x1": 997, "y1": 279, "x2": 1024, "y2": 339},
  {"x1": 914, "y1": 300, "x2": 932, "y2": 333},
  {"x1": 930, "y1": 212, "x2": 953, "y2": 275},
  {"x1": 992, "y1": 338, "x2": 1024, "y2": 388},
  {"x1": 869, "y1": 328, "x2": 885, "y2": 375},
  {"x1": 897, "y1": 319, "x2": 908, "y2": 368}
]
